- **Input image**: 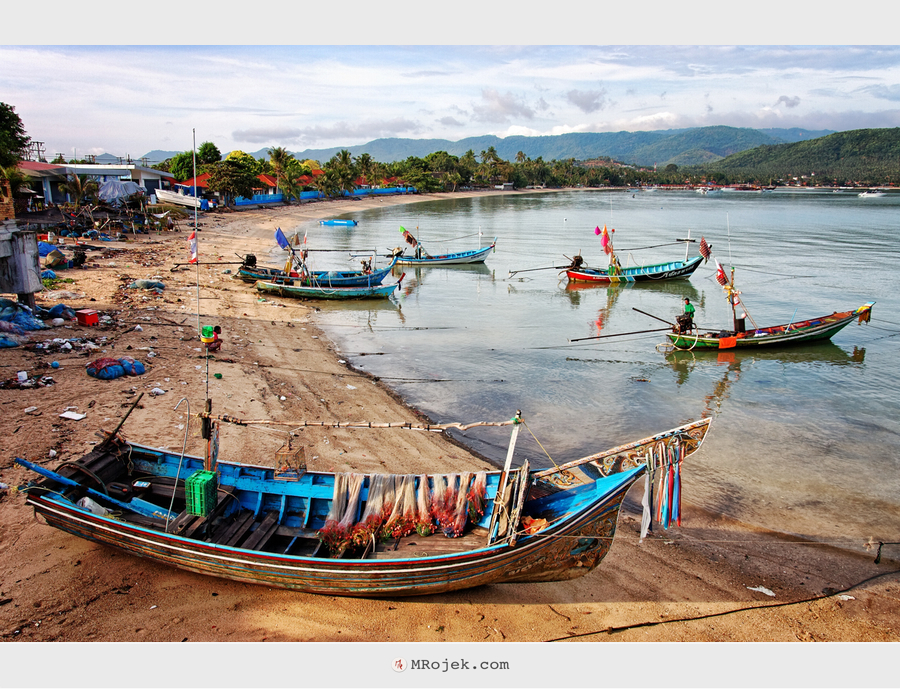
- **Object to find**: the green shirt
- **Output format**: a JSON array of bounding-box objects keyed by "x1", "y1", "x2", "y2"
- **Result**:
[{"x1": 684, "y1": 303, "x2": 695, "y2": 317}]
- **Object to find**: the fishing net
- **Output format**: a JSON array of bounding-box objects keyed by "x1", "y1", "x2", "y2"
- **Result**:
[
  {"x1": 319, "y1": 473, "x2": 364, "y2": 556},
  {"x1": 415, "y1": 475, "x2": 434, "y2": 536},
  {"x1": 467, "y1": 471, "x2": 487, "y2": 524},
  {"x1": 444, "y1": 472, "x2": 473, "y2": 538},
  {"x1": 382, "y1": 474, "x2": 417, "y2": 540},
  {"x1": 430, "y1": 474, "x2": 449, "y2": 532},
  {"x1": 351, "y1": 474, "x2": 394, "y2": 547}
]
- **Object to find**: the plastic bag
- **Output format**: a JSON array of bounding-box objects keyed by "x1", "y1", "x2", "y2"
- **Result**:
[{"x1": 86, "y1": 357, "x2": 125, "y2": 380}]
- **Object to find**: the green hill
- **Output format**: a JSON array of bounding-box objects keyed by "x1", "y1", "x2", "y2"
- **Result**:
[{"x1": 698, "y1": 128, "x2": 900, "y2": 184}]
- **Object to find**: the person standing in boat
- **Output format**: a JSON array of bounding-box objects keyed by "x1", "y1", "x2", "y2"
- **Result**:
[{"x1": 681, "y1": 298, "x2": 696, "y2": 332}]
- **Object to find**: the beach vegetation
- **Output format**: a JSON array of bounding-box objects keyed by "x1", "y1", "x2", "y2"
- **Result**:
[
  {"x1": 205, "y1": 157, "x2": 260, "y2": 206},
  {"x1": 197, "y1": 141, "x2": 222, "y2": 165},
  {"x1": 58, "y1": 173, "x2": 99, "y2": 208},
  {"x1": 0, "y1": 102, "x2": 30, "y2": 168}
]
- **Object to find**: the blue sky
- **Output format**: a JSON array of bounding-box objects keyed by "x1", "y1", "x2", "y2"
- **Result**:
[{"x1": 3, "y1": 15, "x2": 898, "y2": 160}]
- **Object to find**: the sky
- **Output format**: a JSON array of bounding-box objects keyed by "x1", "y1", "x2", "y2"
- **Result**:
[{"x1": 3, "y1": 12, "x2": 899, "y2": 162}]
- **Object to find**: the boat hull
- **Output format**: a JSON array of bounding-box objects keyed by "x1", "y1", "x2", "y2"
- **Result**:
[
  {"x1": 155, "y1": 188, "x2": 204, "y2": 209},
  {"x1": 667, "y1": 303, "x2": 874, "y2": 350},
  {"x1": 567, "y1": 255, "x2": 703, "y2": 284},
  {"x1": 26, "y1": 478, "x2": 631, "y2": 596},
  {"x1": 256, "y1": 280, "x2": 398, "y2": 300},
  {"x1": 395, "y1": 241, "x2": 496, "y2": 265},
  {"x1": 18, "y1": 419, "x2": 711, "y2": 597},
  {"x1": 238, "y1": 258, "x2": 396, "y2": 287}
]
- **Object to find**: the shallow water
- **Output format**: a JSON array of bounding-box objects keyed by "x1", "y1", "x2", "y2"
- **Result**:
[{"x1": 279, "y1": 189, "x2": 900, "y2": 549}]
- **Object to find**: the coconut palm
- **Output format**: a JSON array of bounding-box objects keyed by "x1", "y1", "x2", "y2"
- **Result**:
[
  {"x1": 268, "y1": 146, "x2": 292, "y2": 194},
  {"x1": 58, "y1": 174, "x2": 99, "y2": 209}
]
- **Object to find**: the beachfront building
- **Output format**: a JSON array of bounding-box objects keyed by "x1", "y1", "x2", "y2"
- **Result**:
[{"x1": 18, "y1": 161, "x2": 174, "y2": 207}]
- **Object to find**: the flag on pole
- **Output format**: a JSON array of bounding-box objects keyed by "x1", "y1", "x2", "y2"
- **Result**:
[
  {"x1": 188, "y1": 231, "x2": 198, "y2": 264},
  {"x1": 275, "y1": 227, "x2": 290, "y2": 250},
  {"x1": 699, "y1": 237, "x2": 712, "y2": 262},
  {"x1": 400, "y1": 226, "x2": 417, "y2": 247},
  {"x1": 715, "y1": 260, "x2": 728, "y2": 286}
]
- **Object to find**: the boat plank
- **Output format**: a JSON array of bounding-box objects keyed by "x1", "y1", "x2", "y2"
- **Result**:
[
  {"x1": 242, "y1": 511, "x2": 280, "y2": 551},
  {"x1": 215, "y1": 510, "x2": 255, "y2": 546}
]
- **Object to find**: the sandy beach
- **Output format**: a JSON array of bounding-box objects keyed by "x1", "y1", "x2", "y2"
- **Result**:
[{"x1": 1, "y1": 190, "x2": 898, "y2": 681}]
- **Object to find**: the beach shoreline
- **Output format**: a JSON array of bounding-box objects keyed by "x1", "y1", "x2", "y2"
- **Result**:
[{"x1": 1, "y1": 190, "x2": 898, "y2": 652}]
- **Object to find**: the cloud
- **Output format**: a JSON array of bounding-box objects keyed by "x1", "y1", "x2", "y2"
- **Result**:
[
  {"x1": 437, "y1": 116, "x2": 465, "y2": 127},
  {"x1": 472, "y1": 90, "x2": 536, "y2": 123},
  {"x1": 776, "y1": 95, "x2": 801, "y2": 108},
  {"x1": 566, "y1": 89, "x2": 608, "y2": 114},
  {"x1": 858, "y1": 84, "x2": 900, "y2": 102},
  {"x1": 232, "y1": 127, "x2": 305, "y2": 144},
  {"x1": 233, "y1": 118, "x2": 422, "y2": 146}
]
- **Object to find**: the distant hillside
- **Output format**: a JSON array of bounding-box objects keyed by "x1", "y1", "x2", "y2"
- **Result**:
[
  {"x1": 253, "y1": 126, "x2": 830, "y2": 168},
  {"x1": 698, "y1": 128, "x2": 900, "y2": 184},
  {"x1": 140, "y1": 127, "x2": 834, "y2": 168}
]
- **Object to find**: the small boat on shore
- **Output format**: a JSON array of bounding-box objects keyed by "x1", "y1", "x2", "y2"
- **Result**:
[
  {"x1": 155, "y1": 187, "x2": 208, "y2": 210},
  {"x1": 256, "y1": 278, "x2": 401, "y2": 301},
  {"x1": 392, "y1": 226, "x2": 496, "y2": 265},
  {"x1": 15, "y1": 410, "x2": 711, "y2": 597},
  {"x1": 320, "y1": 219, "x2": 358, "y2": 226}
]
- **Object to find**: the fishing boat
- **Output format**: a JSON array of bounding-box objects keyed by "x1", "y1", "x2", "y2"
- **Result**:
[
  {"x1": 320, "y1": 219, "x2": 358, "y2": 226},
  {"x1": 566, "y1": 255, "x2": 703, "y2": 284},
  {"x1": 256, "y1": 279, "x2": 400, "y2": 301},
  {"x1": 15, "y1": 411, "x2": 711, "y2": 597},
  {"x1": 663, "y1": 255, "x2": 874, "y2": 350},
  {"x1": 667, "y1": 302, "x2": 875, "y2": 350},
  {"x1": 237, "y1": 255, "x2": 398, "y2": 288},
  {"x1": 565, "y1": 226, "x2": 704, "y2": 284},
  {"x1": 393, "y1": 226, "x2": 496, "y2": 265}
]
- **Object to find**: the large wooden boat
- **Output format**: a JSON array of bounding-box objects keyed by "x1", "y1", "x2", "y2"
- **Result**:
[
  {"x1": 15, "y1": 415, "x2": 711, "y2": 597},
  {"x1": 667, "y1": 302, "x2": 875, "y2": 350}
]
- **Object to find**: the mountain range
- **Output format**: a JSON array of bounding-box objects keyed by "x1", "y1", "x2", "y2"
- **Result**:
[{"x1": 141, "y1": 126, "x2": 834, "y2": 169}]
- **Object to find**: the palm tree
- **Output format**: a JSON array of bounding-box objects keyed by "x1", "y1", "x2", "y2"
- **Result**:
[
  {"x1": 58, "y1": 174, "x2": 99, "y2": 209},
  {"x1": 268, "y1": 146, "x2": 292, "y2": 194}
]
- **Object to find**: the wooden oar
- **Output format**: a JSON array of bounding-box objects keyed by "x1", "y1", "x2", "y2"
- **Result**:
[
  {"x1": 508, "y1": 264, "x2": 572, "y2": 277},
  {"x1": 632, "y1": 307, "x2": 676, "y2": 327},
  {"x1": 568, "y1": 327, "x2": 672, "y2": 342}
]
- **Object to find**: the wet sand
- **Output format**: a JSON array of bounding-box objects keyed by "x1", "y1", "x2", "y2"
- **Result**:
[{"x1": 1, "y1": 191, "x2": 897, "y2": 683}]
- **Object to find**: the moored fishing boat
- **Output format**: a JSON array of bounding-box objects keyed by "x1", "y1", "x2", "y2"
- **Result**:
[
  {"x1": 256, "y1": 279, "x2": 400, "y2": 301},
  {"x1": 565, "y1": 226, "x2": 704, "y2": 284},
  {"x1": 15, "y1": 412, "x2": 711, "y2": 597},
  {"x1": 320, "y1": 219, "x2": 358, "y2": 226},
  {"x1": 237, "y1": 255, "x2": 398, "y2": 288},
  {"x1": 663, "y1": 251, "x2": 875, "y2": 350},
  {"x1": 392, "y1": 226, "x2": 496, "y2": 265},
  {"x1": 667, "y1": 303, "x2": 875, "y2": 350}
]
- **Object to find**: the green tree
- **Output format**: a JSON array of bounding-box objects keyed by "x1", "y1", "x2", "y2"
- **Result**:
[
  {"x1": 197, "y1": 141, "x2": 222, "y2": 165},
  {"x1": 58, "y1": 173, "x2": 99, "y2": 208},
  {"x1": 0, "y1": 103, "x2": 30, "y2": 168},
  {"x1": 205, "y1": 158, "x2": 259, "y2": 206},
  {"x1": 168, "y1": 151, "x2": 195, "y2": 182},
  {"x1": 267, "y1": 146, "x2": 292, "y2": 193},
  {"x1": 226, "y1": 150, "x2": 265, "y2": 175}
]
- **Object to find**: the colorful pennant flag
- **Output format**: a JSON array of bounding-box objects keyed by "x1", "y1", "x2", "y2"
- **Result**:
[
  {"x1": 699, "y1": 236, "x2": 711, "y2": 261},
  {"x1": 715, "y1": 260, "x2": 728, "y2": 286},
  {"x1": 188, "y1": 231, "x2": 198, "y2": 264},
  {"x1": 400, "y1": 226, "x2": 417, "y2": 247}
]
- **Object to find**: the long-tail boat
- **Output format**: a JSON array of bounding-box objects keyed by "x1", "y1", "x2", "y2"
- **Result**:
[
  {"x1": 565, "y1": 226, "x2": 703, "y2": 284},
  {"x1": 665, "y1": 255, "x2": 874, "y2": 350},
  {"x1": 15, "y1": 409, "x2": 710, "y2": 598},
  {"x1": 392, "y1": 226, "x2": 496, "y2": 265}
]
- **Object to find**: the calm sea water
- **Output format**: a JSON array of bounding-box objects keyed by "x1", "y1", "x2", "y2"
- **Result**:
[{"x1": 279, "y1": 189, "x2": 900, "y2": 549}]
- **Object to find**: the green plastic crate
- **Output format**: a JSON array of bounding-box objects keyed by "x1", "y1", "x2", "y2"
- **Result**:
[{"x1": 185, "y1": 469, "x2": 218, "y2": 517}]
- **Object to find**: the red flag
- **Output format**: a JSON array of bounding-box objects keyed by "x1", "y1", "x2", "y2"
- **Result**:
[
  {"x1": 188, "y1": 231, "x2": 198, "y2": 264},
  {"x1": 715, "y1": 260, "x2": 728, "y2": 286}
]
